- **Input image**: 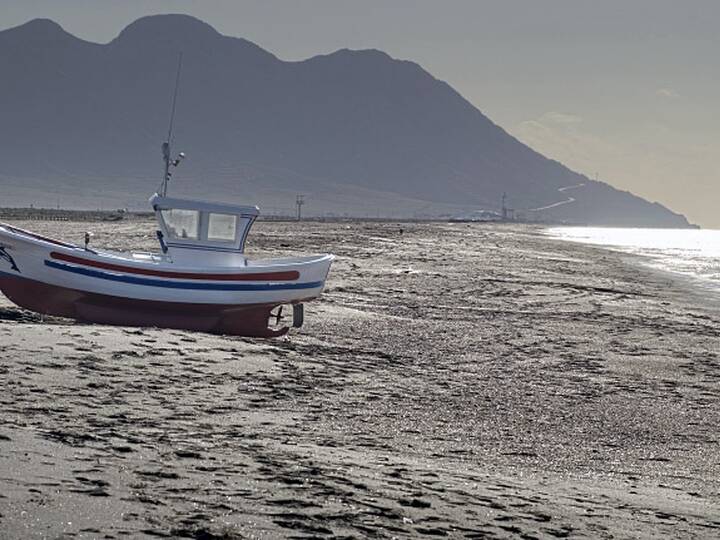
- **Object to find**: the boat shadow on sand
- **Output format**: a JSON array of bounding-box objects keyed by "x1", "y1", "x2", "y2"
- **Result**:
[{"x1": 0, "y1": 306, "x2": 77, "y2": 326}]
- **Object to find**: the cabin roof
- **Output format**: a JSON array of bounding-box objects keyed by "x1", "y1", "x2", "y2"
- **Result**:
[{"x1": 149, "y1": 194, "x2": 259, "y2": 216}]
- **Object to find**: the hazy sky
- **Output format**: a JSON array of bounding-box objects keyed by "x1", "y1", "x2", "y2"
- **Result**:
[{"x1": 2, "y1": 0, "x2": 718, "y2": 227}]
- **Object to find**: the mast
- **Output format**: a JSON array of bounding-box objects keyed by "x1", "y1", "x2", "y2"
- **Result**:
[{"x1": 161, "y1": 53, "x2": 185, "y2": 196}]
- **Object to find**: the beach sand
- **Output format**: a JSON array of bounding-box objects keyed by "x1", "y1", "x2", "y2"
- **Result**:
[{"x1": 1, "y1": 219, "x2": 719, "y2": 538}]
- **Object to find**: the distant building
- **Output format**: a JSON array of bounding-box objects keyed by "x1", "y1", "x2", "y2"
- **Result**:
[{"x1": 449, "y1": 210, "x2": 503, "y2": 222}]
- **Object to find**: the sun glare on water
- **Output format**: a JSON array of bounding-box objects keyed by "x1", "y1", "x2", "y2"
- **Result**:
[{"x1": 547, "y1": 227, "x2": 720, "y2": 293}]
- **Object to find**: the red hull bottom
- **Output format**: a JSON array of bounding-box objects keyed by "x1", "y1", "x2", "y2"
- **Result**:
[{"x1": 0, "y1": 274, "x2": 288, "y2": 337}]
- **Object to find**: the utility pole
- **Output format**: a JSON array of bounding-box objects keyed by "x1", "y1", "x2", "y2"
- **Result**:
[
  {"x1": 296, "y1": 194, "x2": 305, "y2": 221},
  {"x1": 501, "y1": 192, "x2": 507, "y2": 220}
]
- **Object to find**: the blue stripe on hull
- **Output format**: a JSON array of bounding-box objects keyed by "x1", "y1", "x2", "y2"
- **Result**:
[{"x1": 43, "y1": 260, "x2": 323, "y2": 291}]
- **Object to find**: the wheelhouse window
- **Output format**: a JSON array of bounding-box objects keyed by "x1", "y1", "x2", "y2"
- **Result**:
[
  {"x1": 208, "y1": 213, "x2": 238, "y2": 242},
  {"x1": 161, "y1": 209, "x2": 199, "y2": 240}
]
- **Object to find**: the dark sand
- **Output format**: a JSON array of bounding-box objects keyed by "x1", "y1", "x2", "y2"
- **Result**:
[{"x1": 1, "y1": 219, "x2": 719, "y2": 538}]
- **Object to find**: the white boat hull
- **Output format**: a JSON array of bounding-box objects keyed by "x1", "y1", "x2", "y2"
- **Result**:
[{"x1": 0, "y1": 223, "x2": 333, "y2": 337}]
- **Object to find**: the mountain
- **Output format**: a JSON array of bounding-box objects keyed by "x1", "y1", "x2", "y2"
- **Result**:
[{"x1": 0, "y1": 15, "x2": 691, "y2": 226}]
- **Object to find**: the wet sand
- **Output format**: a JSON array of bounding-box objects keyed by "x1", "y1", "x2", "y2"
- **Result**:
[{"x1": 1, "y1": 219, "x2": 719, "y2": 538}]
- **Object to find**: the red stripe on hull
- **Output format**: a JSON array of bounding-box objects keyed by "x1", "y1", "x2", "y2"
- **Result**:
[
  {"x1": 50, "y1": 251, "x2": 300, "y2": 282},
  {"x1": 0, "y1": 273, "x2": 288, "y2": 337}
]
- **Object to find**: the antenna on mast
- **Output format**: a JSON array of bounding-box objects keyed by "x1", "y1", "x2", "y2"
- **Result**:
[{"x1": 161, "y1": 53, "x2": 186, "y2": 196}]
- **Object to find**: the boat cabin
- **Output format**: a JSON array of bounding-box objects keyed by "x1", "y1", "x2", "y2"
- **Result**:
[{"x1": 150, "y1": 194, "x2": 259, "y2": 265}]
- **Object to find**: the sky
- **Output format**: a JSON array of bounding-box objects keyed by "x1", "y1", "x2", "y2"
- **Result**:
[{"x1": 2, "y1": 0, "x2": 718, "y2": 227}]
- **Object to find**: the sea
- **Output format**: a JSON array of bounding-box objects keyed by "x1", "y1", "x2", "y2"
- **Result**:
[{"x1": 546, "y1": 227, "x2": 720, "y2": 296}]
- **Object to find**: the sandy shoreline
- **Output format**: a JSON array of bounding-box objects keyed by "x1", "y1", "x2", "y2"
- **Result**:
[{"x1": 1, "y1": 219, "x2": 719, "y2": 538}]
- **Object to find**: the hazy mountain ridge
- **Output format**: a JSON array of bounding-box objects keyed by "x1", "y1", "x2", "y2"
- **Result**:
[{"x1": 0, "y1": 15, "x2": 691, "y2": 226}]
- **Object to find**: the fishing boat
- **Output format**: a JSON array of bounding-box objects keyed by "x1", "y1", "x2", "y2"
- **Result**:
[{"x1": 0, "y1": 148, "x2": 333, "y2": 337}]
